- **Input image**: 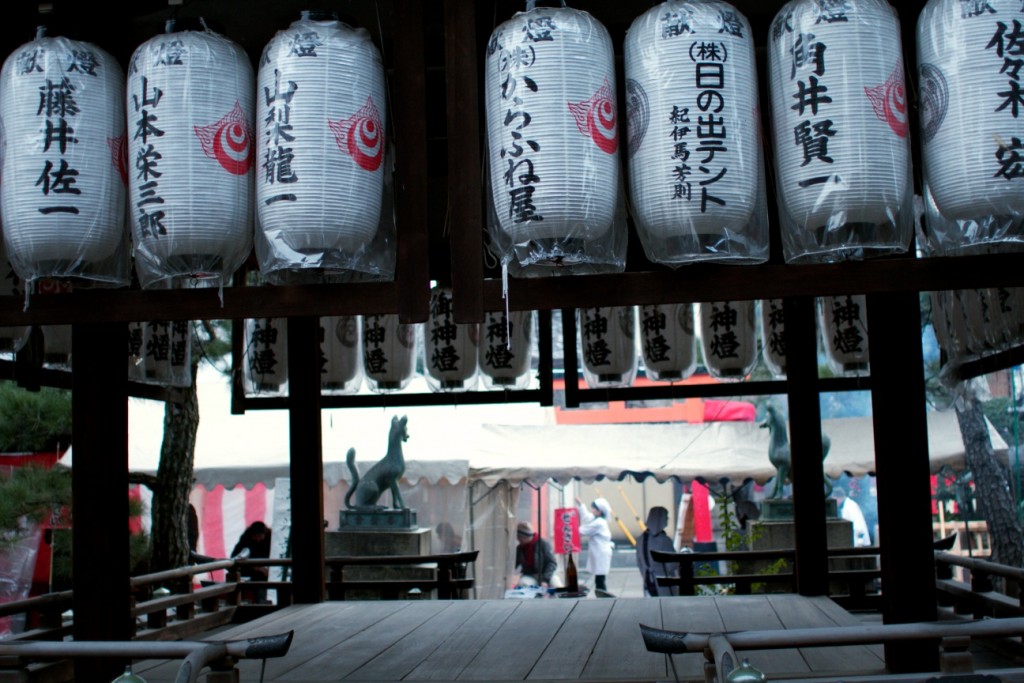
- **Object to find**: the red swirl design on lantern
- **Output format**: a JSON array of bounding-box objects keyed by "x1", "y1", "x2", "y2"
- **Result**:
[
  {"x1": 193, "y1": 101, "x2": 255, "y2": 175},
  {"x1": 865, "y1": 63, "x2": 908, "y2": 139},
  {"x1": 568, "y1": 78, "x2": 619, "y2": 154},
  {"x1": 328, "y1": 96, "x2": 385, "y2": 172},
  {"x1": 107, "y1": 130, "x2": 128, "y2": 186}
]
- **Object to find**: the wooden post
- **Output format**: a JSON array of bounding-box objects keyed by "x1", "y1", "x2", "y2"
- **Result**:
[
  {"x1": 287, "y1": 317, "x2": 324, "y2": 603},
  {"x1": 71, "y1": 322, "x2": 130, "y2": 681},
  {"x1": 867, "y1": 290, "x2": 939, "y2": 672}
]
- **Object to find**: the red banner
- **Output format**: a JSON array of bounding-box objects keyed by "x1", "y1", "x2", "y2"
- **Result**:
[{"x1": 554, "y1": 507, "x2": 580, "y2": 555}]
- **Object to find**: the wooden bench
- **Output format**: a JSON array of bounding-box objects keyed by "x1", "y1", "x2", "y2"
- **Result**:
[{"x1": 325, "y1": 551, "x2": 478, "y2": 600}]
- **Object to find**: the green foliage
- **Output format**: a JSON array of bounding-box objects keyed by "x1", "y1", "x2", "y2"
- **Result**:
[
  {"x1": 694, "y1": 487, "x2": 783, "y2": 595},
  {"x1": 0, "y1": 465, "x2": 70, "y2": 548},
  {"x1": 0, "y1": 383, "x2": 71, "y2": 453}
]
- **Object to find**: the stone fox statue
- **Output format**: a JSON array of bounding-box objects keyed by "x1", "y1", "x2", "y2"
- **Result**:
[
  {"x1": 761, "y1": 405, "x2": 831, "y2": 500},
  {"x1": 345, "y1": 415, "x2": 409, "y2": 510}
]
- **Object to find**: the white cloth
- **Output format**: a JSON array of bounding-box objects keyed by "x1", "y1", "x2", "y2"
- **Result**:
[
  {"x1": 839, "y1": 497, "x2": 871, "y2": 547},
  {"x1": 578, "y1": 501, "x2": 614, "y2": 576}
]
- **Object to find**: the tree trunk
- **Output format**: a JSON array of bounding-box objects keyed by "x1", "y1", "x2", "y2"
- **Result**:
[
  {"x1": 149, "y1": 362, "x2": 200, "y2": 573},
  {"x1": 955, "y1": 395, "x2": 1024, "y2": 569}
]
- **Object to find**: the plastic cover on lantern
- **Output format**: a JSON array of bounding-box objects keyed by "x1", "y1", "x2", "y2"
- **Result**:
[
  {"x1": 244, "y1": 318, "x2": 287, "y2": 396},
  {"x1": 255, "y1": 13, "x2": 394, "y2": 284},
  {"x1": 918, "y1": 0, "x2": 1024, "y2": 253},
  {"x1": 320, "y1": 316, "x2": 362, "y2": 394},
  {"x1": 41, "y1": 324, "x2": 72, "y2": 368},
  {"x1": 818, "y1": 295, "x2": 869, "y2": 376},
  {"x1": 767, "y1": 0, "x2": 914, "y2": 263},
  {"x1": 479, "y1": 310, "x2": 535, "y2": 390},
  {"x1": 483, "y1": 4, "x2": 627, "y2": 277},
  {"x1": 0, "y1": 233, "x2": 30, "y2": 354},
  {"x1": 0, "y1": 32, "x2": 131, "y2": 288},
  {"x1": 579, "y1": 306, "x2": 638, "y2": 388},
  {"x1": 362, "y1": 314, "x2": 417, "y2": 393},
  {"x1": 127, "y1": 20, "x2": 255, "y2": 289},
  {"x1": 759, "y1": 299, "x2": 787, "y2": 379},
  {"x1": 127, "y1": 320, "x2": 192, "y2": 387},
  {"x1": 624, "y1": 1, "x2": 769, "y2": 266},
  {"x1": 639, "y1": 303, "x2": 697, "y2": 383},
  {"x1": 424, "y1": 287, "x2": 479, "y2": 392},
  {"x1": 699, "y1": 300, "x2": 757, "y2": 381}
]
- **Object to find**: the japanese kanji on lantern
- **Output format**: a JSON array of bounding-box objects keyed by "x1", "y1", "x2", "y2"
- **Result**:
[
  {"x1": 362, "y1": 314, "x2": 417, "y2": 393},
  {"x1": 578, "y1": 306, "x2": 638, "y2": 388},
  {"x1": 127, "y1": 19, "x2": 255, "y2": 288},
  {"x1": 320, "y1": 316, "x2": 362, "y2": 395},
  {"x1": 479, "y1": 310, "x2": 535, "y2": 390},
  {"x1": 127, "y1": 320, "x2": 192, "y2": 387},
  {"x1": 767, "y1": 0, "x2": 914, "y2": 263},
  {"x1": 425, "y1": 287, "x2": 479, "y2": 392},
  {"x1": 624, "y1": 1, "x2": 769, "y2": 266},
  {"x1": 698, "y1": 300, "x2": 757, "y2": 380},
  {"x1": 245, "y1": 317, "x2": 287, "y2": 395},
  {"x1": 917, "y1": 0, "x2": 1024, "y2": 252},
  {"x1": 0, "y1": 29, "x2": 130, "y2": 287},
  {"x1": 759, "y1": 299, "x2": 787, "y2": 379},
  {"x1": 256, "y1": 11, "x2": 392, "y2": 284},
  {"x1": 640, "y1": 304, "x2": 696, "y2": 383},
  {"x1": 818, "y1": 295, "x2": 869, "y2": 376},
  {"x1": 484, "y1": 2, "x2": 627, "y2": 277}
]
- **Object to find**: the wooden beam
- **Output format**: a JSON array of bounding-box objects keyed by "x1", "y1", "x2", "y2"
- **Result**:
[
  {"x1": 71, "y1": 322, "x2": 131, "y2": 681},
  {"x1": 867, "y1": 290, "x2": 939, "y2": 673},
  {"x1": 287, "y1": 317, "x2": 325, "y2": 603}
]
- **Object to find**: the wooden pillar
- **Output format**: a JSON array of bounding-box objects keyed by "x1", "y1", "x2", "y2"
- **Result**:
[
  {"x1": 866, "y1": 290, "x2": 939, "y2": 673},
  {"x1": 287, "y1": 316, "x2": 324, "y2": 603},
  {"x1": 71, "y1": 322, "x2": 130, "y2": 681},
  {"x1": 783, "y1": 297, "x2": 829, "y2": 596}
]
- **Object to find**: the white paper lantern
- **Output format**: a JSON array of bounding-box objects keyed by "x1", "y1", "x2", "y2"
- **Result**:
[
  {"x1": 127, "y1": 23, "x2": 255, "y2": 288},
  {"x1": 320, "y1": 316, "x2": 362, "y2": 394},
  {"x1": 918, "y1": 0, "x2": 1024, "y2": 231},
  {"x1": 362, "y1": 313, "x2": 416, "y2": 393},
  {"x1": 768, "y1": 0, "x2": 912, "y2": 262},
  {"x1": 640, "y1": 303, "x2": 696, "y2": 382},
  {"x1": 579, "y1": 306, "x2": 638, "y2": 388},
  {"x1": 0, "y1": 33, "x2": 127, "y2": 281},
  {"x1": 128, "y1": 320, "x2": 191, "y2": 387},
  {"x1": 759, "y1": 299, "x2": 787, "y2": 378},
  {"x1": 42, "y1": 324, "x2": 71, "y2": 367},
  {"x1": 484, "y1": 6, "x2": 620, "y2": 245},
  {"x1": 699, "y1": 300, "x2": 757, "y2": 380},
  {"x1": 425, "y1": 287, "x2": 478, "y2": 392},
  {"x1": 479, "y1": 310, "x2": 534, "y2": 389},
  {"x1": 928, "y1": 291, "x2": 956, "y2": 360},
  {"x1": 245, "y1": 318, "x2": 287, "y2": 393},
  {"x1": 257, "y1": 13, "x2": 387, "y2": 276},
  {"x1": 624, "y1": 1, "x2": 768, "y2": 264},
  {"x1": 819, "y1": 295, "x2": 869, "y2": 375}
]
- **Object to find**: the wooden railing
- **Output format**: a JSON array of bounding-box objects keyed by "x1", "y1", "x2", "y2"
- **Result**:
[
  {"x1": 652, "y1": 547, "x2": 882, "y2": 610},
  {"x1": 935, "y1": 551, "x2": 1024, "y2": 619}
]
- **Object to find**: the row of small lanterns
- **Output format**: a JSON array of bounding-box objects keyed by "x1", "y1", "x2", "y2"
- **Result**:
[{"x1": 0, "y1": 0, "x2": 1019, "y2": 293}]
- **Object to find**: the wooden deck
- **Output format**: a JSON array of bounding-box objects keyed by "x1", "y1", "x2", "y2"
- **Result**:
[{"x1": 134, "y1": 595, "x2": 885, "y2": 683}]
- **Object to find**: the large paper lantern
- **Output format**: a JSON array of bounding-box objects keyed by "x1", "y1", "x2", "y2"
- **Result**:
[
  {"x1": 425, "y1": 287, "x2": 478, "y2": 392},
  {"x1": 579, "y1": 306, "x2": 637, "y2": 388},
  {"x1": 639, "y1": 303, "x2": 696, "y2": 382},
  {"x1": 484, "y1": 5, "x2": 625, "y2": 275},
  {"x1": 759, "y1": 299, "x2": 787, "y2": 378},
  {"x1": 128, "y1": 320, "x2": 192, "y2": 387},
  {"x1": 362, "y1": 314, "x2": 417, "y2": 393},
  {"x1": 918, "y1": 0, "x2": 1024, "y2": 249},
  {"x1": 479, "y1": 310, "x2": 534, "y2": 389},
  {"x1": 624, "y1": 1, "x2": 769, "y2": 265},
  {"x1": 256, "y1": 12, "x2": 387, "y2": 282},
  {"x1": 127, "y1": 21, "x2": 255, "y2": 288},
  {"x1": 699, "y1": 300, "x2": 757, "y2": 380},
  {"x1": 0, "y1": 31, "x2": 128, "y2": 285},
  {"x1": 767, "y1": 0, "x2": 913, "y2": 263},
  {"x1": 245, "y1": 318, "x2": 287, "y2": 394},
  {"x1": 320, "y1": 316, "x2": 362, "y2": 394},
  {"x1": 819, "y1": 295, "x2": 869, "y2": 375}
]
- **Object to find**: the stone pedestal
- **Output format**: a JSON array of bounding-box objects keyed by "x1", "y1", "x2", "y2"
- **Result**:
[{"x1": 325, "y1": 527, "x2": 433, "y2": 600}]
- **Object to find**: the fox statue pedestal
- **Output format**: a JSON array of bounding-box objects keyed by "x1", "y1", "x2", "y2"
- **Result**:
[{"x1": 325, "y1": 527, "x2": 433, "y2": 600}]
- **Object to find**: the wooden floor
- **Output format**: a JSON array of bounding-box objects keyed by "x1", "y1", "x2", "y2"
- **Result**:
[{"x1": 135, "y1": 595, "x2": 886, "y2": 683}]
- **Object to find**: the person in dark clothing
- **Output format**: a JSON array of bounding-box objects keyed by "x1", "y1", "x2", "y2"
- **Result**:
[
  {"x1": 232, "y1": 521, "x2": 271, "y2": 602},
  {"x1": 636, "y1": 506, "x2": 679, "y2": 596},
  {"x1": 514, "y1": 521, "x2": 558, "y2": 587}
]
